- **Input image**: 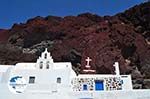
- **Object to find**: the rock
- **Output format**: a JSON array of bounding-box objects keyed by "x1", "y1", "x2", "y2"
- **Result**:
[
  {"x1": 138, "y1": 50, "x2": 150, "y2": 79},
  {"x1": 135, "y1": 26, "x2": 144, "y2": 33},
  {"x1": 143, "y1": 79, "x2": 150, "y2": 89},
  {"x1": 131, "y1": 67, "x2": 143, "y2": 80},
  {"x1": 61, "y1": 49, "x2": 82, "y2": 67},
  {"x1": 133, "y1": 84, "x2": 143, "y2": 89},
  {"x1": 0, "y1": 29, "x2": 10, "y2": 42}
]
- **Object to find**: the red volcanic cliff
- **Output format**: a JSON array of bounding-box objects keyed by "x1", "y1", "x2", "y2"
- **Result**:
[
  {"x1": 0, "y1": 29, "x2": 10, "y2": 42},
  {"x1": 0, "y1": 1, "x2": 150, "y2": 88}
]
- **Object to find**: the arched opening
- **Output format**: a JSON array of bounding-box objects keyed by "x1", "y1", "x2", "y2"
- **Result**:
[
  {"x1": 44, "y1": 53, "x2": 47, "y2": 59},
  {"x1": 57, "y1": 77, "x2": 61, "y2": 84},
  {"x1": 46, "y1": 61, "x2": 50, "y2": 69},
  {"x1": 39, "y1": 61, "x2": 43, "y2": 69}
]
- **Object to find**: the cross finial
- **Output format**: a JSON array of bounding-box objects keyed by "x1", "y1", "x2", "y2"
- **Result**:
[{"x1": 85, "y1": 57, "x2": 92, "y2": 68}]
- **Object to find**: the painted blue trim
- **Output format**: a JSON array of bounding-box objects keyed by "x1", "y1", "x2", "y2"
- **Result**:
[
  {"x1": 95, "y1": 80, "x2": 104, "y2": 91},
  {"x1": 83, "y1": 84, "x2": 88, "y2": 90}
]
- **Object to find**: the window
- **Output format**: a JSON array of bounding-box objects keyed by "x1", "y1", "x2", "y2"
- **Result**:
[
  {"x1": 57, "y1": 77, "x2": 61, "y2": 84},
  {"x1": 39, "y1": 61, "x2": 43, "y2": 69},
  {"x1": 95, "y1": 80, "x2": 104, "y2": 91},
  {"x1": 46, "y1": 61, "x2": 50, "y2": 69},
  {"x1": 44, "y1": 53, "x2": 47, "y2": 59},
  {"x1": 121, "y1": 80, "x2": 123, "y2": 84},
  {"x1": 29, "y1": 76, "x2": 35, "y2": 84},
  {"x1": 83, "y1": 84, "x2": 88, "y2": 90}
]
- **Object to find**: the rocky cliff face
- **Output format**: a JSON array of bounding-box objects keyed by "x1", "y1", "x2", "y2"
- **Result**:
[
  {"x1": 0, "y1": 29, "x2": 10, "y2": 42},
  {"x1": 0, "y1": 1, "x2": 150, "y2": 88}
]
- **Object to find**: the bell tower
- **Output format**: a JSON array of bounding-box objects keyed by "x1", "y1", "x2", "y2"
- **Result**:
[{"x1": 36, "y1": 48, "x2": 54, "y2": 69}]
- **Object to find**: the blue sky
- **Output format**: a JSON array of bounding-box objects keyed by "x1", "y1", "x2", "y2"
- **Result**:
[{"x1": 0, "y1": 0, "x2": 145, "y2": 29}]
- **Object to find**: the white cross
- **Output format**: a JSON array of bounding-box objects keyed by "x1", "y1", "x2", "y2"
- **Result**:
[{"x1": 85, "y1": 57, "x2": 92, "y2": 67}]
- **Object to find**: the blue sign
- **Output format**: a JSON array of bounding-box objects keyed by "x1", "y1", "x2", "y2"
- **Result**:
[{"x1": 8, "y1": 76, "x2": 27, "y2": 93}]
